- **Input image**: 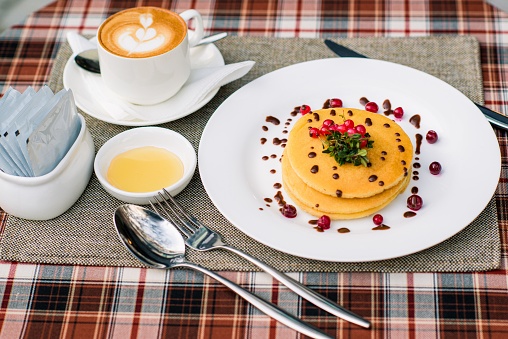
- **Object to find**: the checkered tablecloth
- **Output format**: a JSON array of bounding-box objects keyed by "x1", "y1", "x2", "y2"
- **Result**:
[{"x1": 1, "y1": 1, "x2": 507, "y2": 338}]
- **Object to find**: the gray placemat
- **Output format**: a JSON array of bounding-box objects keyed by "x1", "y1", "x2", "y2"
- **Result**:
[{"x1": 0, "y1": 36, "x2": 501, "y2": 272}]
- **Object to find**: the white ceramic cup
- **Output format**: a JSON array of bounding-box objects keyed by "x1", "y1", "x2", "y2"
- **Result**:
[{"x1": 97, "y1": 7, "x2": 204, "y2": 105}]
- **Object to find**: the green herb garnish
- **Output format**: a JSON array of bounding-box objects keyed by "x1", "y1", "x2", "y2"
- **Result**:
[{"x1": 321, "y1": 131, "x2": 374, "y2": 166}]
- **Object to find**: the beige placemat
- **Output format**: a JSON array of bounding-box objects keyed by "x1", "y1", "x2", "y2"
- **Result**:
[{"x1": 0, "y1": 36, "x2": 501, "y2": 272}]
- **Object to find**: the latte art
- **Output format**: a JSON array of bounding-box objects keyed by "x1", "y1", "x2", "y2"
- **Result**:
[{"x1": 98, "y1": 7, "x2": 187, "y2": 58}]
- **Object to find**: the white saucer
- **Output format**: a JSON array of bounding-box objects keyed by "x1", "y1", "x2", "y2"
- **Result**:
[{"x1": 63, "y1": 43, "x2": 225, "y2": 126}]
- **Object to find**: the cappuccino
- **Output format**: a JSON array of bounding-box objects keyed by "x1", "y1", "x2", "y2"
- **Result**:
[{"x1": 98, "y1": 7, "x2": 187, "y2": 58}]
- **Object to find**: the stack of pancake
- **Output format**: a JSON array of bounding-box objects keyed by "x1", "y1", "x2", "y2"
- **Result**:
[{"x1": 282, "y1": 107, "x2": 413, "y2": 219}]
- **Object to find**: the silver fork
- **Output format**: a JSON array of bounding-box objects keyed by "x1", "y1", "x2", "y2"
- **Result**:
[{"x1": 150, "y1": 189, "x2": 371, "y2": 329}]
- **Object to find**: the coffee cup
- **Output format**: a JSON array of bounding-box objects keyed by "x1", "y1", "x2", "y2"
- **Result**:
[{"x1": 97, "y1": 7, "x2": 204, "y2": 105}]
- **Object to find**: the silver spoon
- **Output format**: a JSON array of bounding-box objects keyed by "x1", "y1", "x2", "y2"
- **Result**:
[
  {"x1": 75, "y1": 32, "x2": 228, "y2": 74},
  {"x1": 114, "y1": 204, "x2": 333, "y2": 339}
]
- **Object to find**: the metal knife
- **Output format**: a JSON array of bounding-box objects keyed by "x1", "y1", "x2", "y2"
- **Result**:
[{"x1": 324, "y1": 39, "x2": 508, "y2": 132}]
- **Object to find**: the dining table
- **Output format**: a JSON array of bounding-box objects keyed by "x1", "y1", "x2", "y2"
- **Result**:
[{"x1": 1, "y1": 0, "x2": 508, "y2": 338}]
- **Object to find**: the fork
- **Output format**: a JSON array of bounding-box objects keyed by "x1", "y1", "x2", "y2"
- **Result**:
[{"x1": 150, "y1": 189, "x2": 371, "y2": 329}]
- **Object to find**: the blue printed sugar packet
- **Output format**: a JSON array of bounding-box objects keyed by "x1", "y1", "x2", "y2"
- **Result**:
[{"x1": 0, "y1": 88, "x2": 35, "y2": 175}]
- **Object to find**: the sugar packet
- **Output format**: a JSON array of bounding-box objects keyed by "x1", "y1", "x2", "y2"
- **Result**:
[{"x1": 26, "y1": 90, "x2": 81, "y2": 176}]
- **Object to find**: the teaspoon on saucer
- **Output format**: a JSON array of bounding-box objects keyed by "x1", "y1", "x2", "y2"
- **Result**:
[
  {"x1": 74, "y1": 32, "x2": 228, "y2": 74},
  {"x1": 114, "y1": 204, "x2": 333, "y2": 339}
]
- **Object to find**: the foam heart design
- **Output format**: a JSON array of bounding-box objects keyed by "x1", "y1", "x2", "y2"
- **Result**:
[
  {"x1": 139, "y1": 14, "x2": 153, "y2": 29},
  {"x1": 135, "y1": 28, "x2": 145, "y2": 41},
  {"x1": 143, "y1": 28, "x2": 156, "y2": 41}
]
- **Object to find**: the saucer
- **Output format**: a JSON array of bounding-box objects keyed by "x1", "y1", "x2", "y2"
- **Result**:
[{"x1": 63, "y1": 43, "x2": 225, "y2": 126}]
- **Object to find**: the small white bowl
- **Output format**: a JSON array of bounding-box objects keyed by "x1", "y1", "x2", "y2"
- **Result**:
[
  {"x1": 94, "y1": 127, "x2": 196, "y2": 205},
  {"x1": 0, "y1": 114, "x2": 95, "y2": 220}
]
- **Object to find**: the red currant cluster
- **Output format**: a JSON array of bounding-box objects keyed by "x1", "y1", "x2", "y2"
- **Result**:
[{"x1": 308, "y1": 119, "x2": 370, "y2": 148}]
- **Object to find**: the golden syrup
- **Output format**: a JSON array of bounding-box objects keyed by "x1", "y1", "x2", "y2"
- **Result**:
[{"x1": 107, "y1": 146, "x2": 184, "y2": 193}]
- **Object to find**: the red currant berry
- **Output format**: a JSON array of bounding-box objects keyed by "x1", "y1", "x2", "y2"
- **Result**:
[
  {"x1": 343, "y1": 119, "x2": 355, "y2": 129},
  {"x1": 319, "y1": 126, "x2": 331, "y2": 135},
  {"x1": 372, "y1": 214, "x2": 383, "y2": 225},
  {"x1": 281, "y1": 204, "x2": 297, "y2": 218},
  {"x1": 329, "y1": 98, "x2": 343, "y2": 108},
  {"x1": 355, "y1": 124, "x2": 366, "y2": 135},
  {"x1": 322, "y1": 119, "x2": 334, "y2": 127},
  {"x1": 300, "y1": 105, "x2": 311, "y2": 115},
  {"x1": 429, "y1": 161, "x2": 442, "y2": 175},
  {"x1": 426, "y1": 130, "x2": 438, "y2": 144},
  {"x1": 347, "y1": 128, "x2": 356, "y2": 135},
  {"x1": 317, "y1": 215, "x2": 331, "y2": 230},
  {"x1": 309, "y1": 127, "x2": 320, "y2": 138},
  {"x1": 393, "y1": 107, "x2": 404, "y2": 119},
  {"x1": 360, "y1": 139, "x2": 368, "y2": 148},
  {"x1": 365, "y1": 101, "x2": 379, "y2": 113},
  {"x1": 407, "y1": 195, "x2": 423, "y2": 211},
  {"x1": 329, "y1": 124, "x2": 340, "y2": 132},
  {"x1": 337, "y1": 124, "x2": 347, "y2": 133}
]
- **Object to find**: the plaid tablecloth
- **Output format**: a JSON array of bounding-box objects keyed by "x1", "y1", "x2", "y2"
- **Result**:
[{"x1": 1, "y1": 1, "x2": 507, "y2": 338}]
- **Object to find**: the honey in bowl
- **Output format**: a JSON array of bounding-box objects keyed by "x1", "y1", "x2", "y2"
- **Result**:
[{"x1": 107, "y1": 146, "x2": 184, "y2": 193}]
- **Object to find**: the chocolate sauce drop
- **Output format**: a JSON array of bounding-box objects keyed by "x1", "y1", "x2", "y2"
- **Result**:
[
  {"x1": 308, "y1": 152, "x2": 317, "y2": 158},
  {"x1": 369, "y1": 175, "x2": 378, "y2": 182},
  {"x1": 415, "y1": 133, "x2": 422, "y2": 155},
  {"x1": 260, "y1": 138, "x2": 267, "y2": 144},
  {"x1": 273, "y1": 137, "x2": 287, "y2": 146},
  {"x1": 338, "y1": 228, "x2": 350, "y2": 233},
  {"x1": 310, "y1": 165, "x2": 319, "y2": 173},
  {"x1": 274, "y1": 191, "x2": 285, "y2": 206},
  {"x1": 404, "y1": 211, "x2": 417, "y2": 218},
  {"x1": 409, "y1": 114, "x2": 421, "y2": 129},
  {"x1": 265, "y1": 116, "x2": 280, "y2": 125},
  {"x1": 372, "y1": 224, "x2": 390, "y2": 230},
  {"x1": 365, "y1": 118, "x2": 372, "y2": 126},
  {"x1": 359, "y1": 97, "x2": 369, "y2": 105}
]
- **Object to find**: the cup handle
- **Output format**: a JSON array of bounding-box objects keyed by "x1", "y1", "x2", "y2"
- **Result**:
[{"x1": 179, "y1": 9, "x2": 204, "y2": 48}]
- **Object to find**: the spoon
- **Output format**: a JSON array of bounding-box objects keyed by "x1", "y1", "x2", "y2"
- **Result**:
[
  {"x1": 114, "y1": 204, "x2": 333, "y2": 339},
  {"x1": 75, "y1": 32, "x2": 228, "y2": 74}
]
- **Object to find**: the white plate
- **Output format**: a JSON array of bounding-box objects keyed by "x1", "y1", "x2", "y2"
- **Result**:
[
  {"x1": 198, "y1": 58, "x2": 501, "y2": 262},
  {"x1": 63, "y1": 43, "x2": 225, "y2": 126}
]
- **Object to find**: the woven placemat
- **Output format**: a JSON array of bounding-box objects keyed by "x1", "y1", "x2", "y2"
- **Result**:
[{"x1": 0, "y1": 36, "x2": 501, "y2": 272}]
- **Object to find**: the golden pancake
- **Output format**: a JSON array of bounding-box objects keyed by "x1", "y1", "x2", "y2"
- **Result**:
[
  {"x1": 281, "y1": 149, "x2": 410, "y2": 214},
  {"x1": 283, "y1": 174, "x2": 410, "y2": 219},
  {"x1": 285, "y1": 108, "x2": 413, "y2": 198}
]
